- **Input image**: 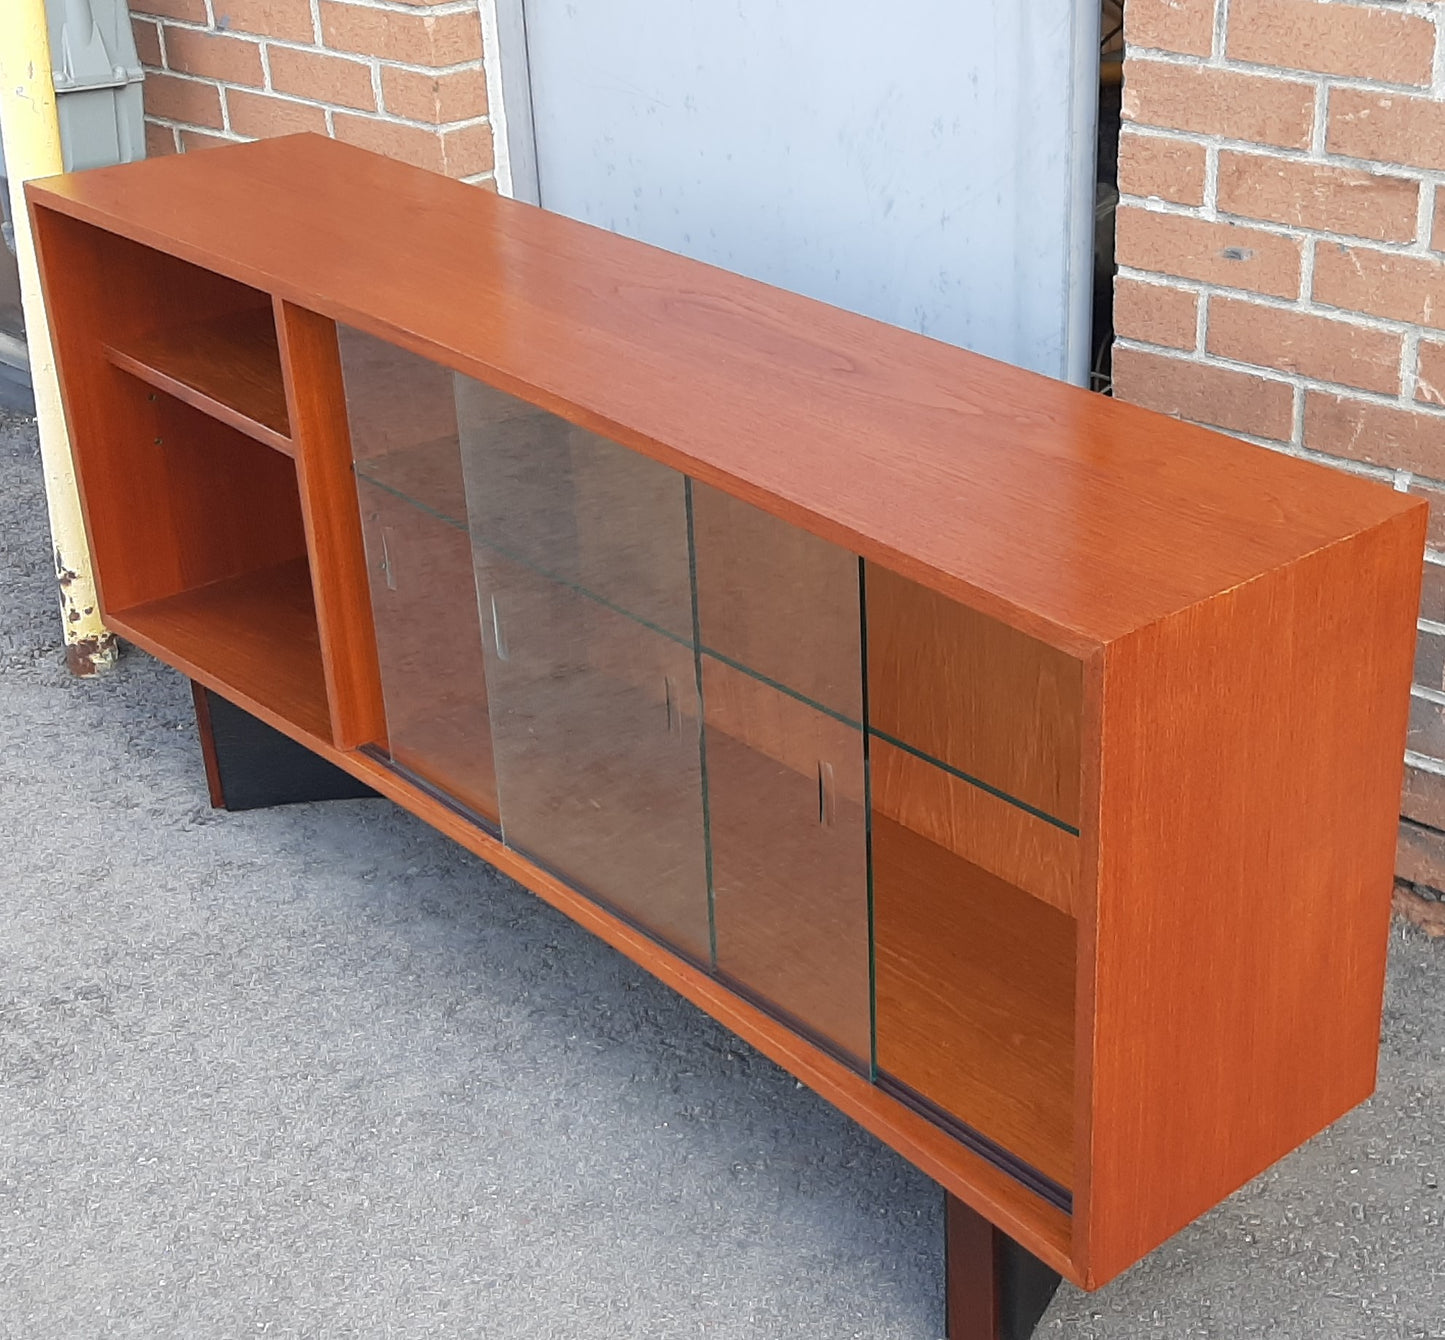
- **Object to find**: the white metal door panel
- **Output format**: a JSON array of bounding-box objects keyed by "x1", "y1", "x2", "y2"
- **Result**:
[{"x1": 508, "y1": 1, "x2": 1099, "y2": 383}]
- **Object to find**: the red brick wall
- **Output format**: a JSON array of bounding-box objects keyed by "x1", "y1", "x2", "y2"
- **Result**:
[
  {"x1": 129, "y1": 0, "x2": 494, "y2": 183},
  {"x1": 1116, "y1": 0, "x2": 1445, "y2": 901}
]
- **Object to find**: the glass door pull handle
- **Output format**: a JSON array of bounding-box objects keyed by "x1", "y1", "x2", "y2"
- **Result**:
[
  {"x1": 818, "y1": 760, "x2": 836, "y2": 827},
  {"x1": 490, "y1": 594, "x2": 509, "y2": 661}
]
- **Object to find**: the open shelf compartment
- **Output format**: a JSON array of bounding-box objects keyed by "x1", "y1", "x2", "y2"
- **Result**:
[
  {"x1": 104, "y1": 306, "x2": 293, "y2": 455},
  {"x1": 94, "y1": 381, "x2": 331, "y2": 741},
  {"x1": 111, "y1": 556, "x2": 330, "y2": 741},
  {"x1": 29, "y1": 208, "x2": 330, "y2": 741}
]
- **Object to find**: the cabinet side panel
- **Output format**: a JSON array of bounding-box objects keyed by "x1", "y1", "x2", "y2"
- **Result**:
[{"x1": 1083, "y1": 508, "x2": 1426, "y2": 1285}]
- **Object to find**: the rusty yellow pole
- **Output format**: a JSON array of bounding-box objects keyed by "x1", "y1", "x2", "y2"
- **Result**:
[{"x1": 0, "y1": 0, "x2": 117, "y2": 674}]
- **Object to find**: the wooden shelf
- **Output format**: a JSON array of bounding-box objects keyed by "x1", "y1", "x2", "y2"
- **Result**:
[
  {"x1": 109, "y1": 557, "x2": 330, "y2": 740},
  {"x1": 105, "y1": 307, "x2": 293, "y2": 455}
]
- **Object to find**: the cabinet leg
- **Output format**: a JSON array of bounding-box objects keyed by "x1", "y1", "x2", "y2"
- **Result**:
[
  {"x1": 945, "y1": 1192, "x2": 1060, "y2": 1340},
  {"x1": 191, "y1": 682, "x2": 379, "y2": 811}
]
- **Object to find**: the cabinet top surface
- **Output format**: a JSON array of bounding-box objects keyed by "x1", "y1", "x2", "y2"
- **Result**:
[{"x1": 29, "y1": 133, "x2": 1420, "y2": 649}]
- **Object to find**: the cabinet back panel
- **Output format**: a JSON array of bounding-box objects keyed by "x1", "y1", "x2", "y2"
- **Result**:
[
  {"x1": 693, "y1": 482, "x2": 863, "y2": 722},
  {"x1": 873, "y1": 816, "x2": 1076, "y2": 1191},
  {"x1": 109, "y1": 379, "x2": 307, "y2": 609},
  {"x1": 866, "y1": 565, "x2": 1083, "y2": 829},
  {"x1": 871, "y1": 741, "x2": 1078, "y2": 916}
]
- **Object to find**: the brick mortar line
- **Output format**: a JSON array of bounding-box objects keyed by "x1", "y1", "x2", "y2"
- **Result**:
[
  {"x1": 1122, "y1": 125, "x2": 1445, "y2": 215},
  {"x1": 1120, "y1": 190, "x2": 1443, "y2": 255},
  {"x1": 1405, "y1": 749, "x2": 1445, "y2": 777},
  {"x1": 1420, "y1": 179, "x2": 1439, "y2": 252},
  {"x1": 1402, "y1": 468, "x2": 1445, "y2": 498},
  {"x1": 1311, "y1": 78, "x2": 1330, "y2": 157},
  {"x1": 1114, "y1": 332, "x2": 1445, "y2": 418},
  {"x1": 1116, "y1": 267, "x2": 1211, "y2": 290},
  {"x1": 143, "y1": 107, "x2": 498, "y2": 172},
  {"x1": 1435, "y1": 6, "x2": 1445, "y2": 94},
  {"x1": 1116, "y1": 258, "x2": 1441, "y2": 340},
  {"x1": 334, "y1": 109, "x2": 493, "y2": 131},
  {"x1": 290, "y1": 0, "x2": 481, "y2": 14},
  {"x1": 142, "y1": 18, "x2": 488, "y2": 73},
  {"x1": 1108, "y1": 361, "x2": 1403, "y2": 479},
  {"x1": 1291, "y1": 372, "x2": 1307, "y2": 446},
  {"x1": 146, "y1": 113, "x2": 243, "y2": 140},
  {"x1": 1120, "y1": 126, "x2": 1445, "y2": 191},
  {"x1": 1113, "y1": 264, "x2": 1440, "y2": 342},
  {"x1": 1114, "y1": 259, "x2": 1419, "y2": 311},
  {"x1": 1128, "y1": 47, "x2": 1437, "y2": 94},
  {"x1": 1266, "y1": 440, "x2": 1392, "y2": 481},
  {"x1": 1240, "y1": 429, "x2": 1396, "y2": 481},
  {"x1": 147, "y1": 68, "x2": 492, "y2": 133},
  {"x1": 154, "y1": 29, "x2": 488, "y2": 81},
  {"x1": 1116, "y1": 334, "x2": 1437, "y2": 415},
  {"x1": 365, "y1": 55, "x2": 488, "y2": 76},
  {"x1": 1405, "y1": 325, "x2": 1423, "y2": 399}
]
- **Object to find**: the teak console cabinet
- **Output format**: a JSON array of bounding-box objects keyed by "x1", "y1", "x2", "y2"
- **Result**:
[{"x1": 28, "y1": 134, "x2": 1426, "y2": 1334}]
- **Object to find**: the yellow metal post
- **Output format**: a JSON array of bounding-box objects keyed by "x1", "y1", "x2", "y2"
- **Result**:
[{"x1": 0, "y1": 0, "x2": 117, "y2": 675}]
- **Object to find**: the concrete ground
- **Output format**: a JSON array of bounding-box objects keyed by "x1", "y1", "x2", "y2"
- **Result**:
[{"x1": 0, "y1": 409, "x2": 1441, "y2": 1339}]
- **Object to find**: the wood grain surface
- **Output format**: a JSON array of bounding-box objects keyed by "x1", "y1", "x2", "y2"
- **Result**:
[
  {"x1": 1081, "y1": 508, "x2": 1427, "y2": 1285},
  {"x1": 692, "y1": 481, "x2": 863, "y2": 721},
  {"x1": 111, "y1": 556, "x2": 330, "y2": 740},
  {"x1": 104, "y1": 306, "x2": 292, "y2": 453},
  {"x1": 867, "y1": 565, "x2": 1083, "y2": 828},
  {"x1": 27, "y1": 135, "x2": 1421, "y2": 651},
  {"x1": 277, "y1": 300, "x2": 387, "y2": 750},
  {"x1": 870, "y1": 741, "x2": 1079, "y2": 916},
  {"x1": 30, "y1": 207, "x2": 304, "y2": 616},
  {"x1": 874, "y1": 817, "x2": 1077, "y2": 1192}
]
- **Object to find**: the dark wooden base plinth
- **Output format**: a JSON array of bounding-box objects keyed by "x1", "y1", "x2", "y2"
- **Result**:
[
  {"x1": 945, "y1": 1193, "x2": 1061, "y2": 1340},
  {"x1": 192, "y1": 682, "x2": 379, "y2": 811}
]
